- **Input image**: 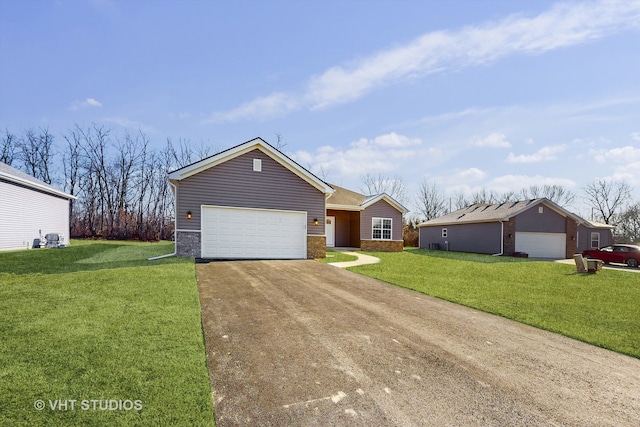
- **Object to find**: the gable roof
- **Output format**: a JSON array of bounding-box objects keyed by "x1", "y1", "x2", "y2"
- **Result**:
[
  {"x1": 168, "y1": 137, "x2": 334, "y2": 195},
  {"x1": 0, "y1": 161, "x2": 75, "y2": 200},
  {"x1": 327, "y1": 184, "x2": 409, "y2": 214},
  {"x1": 418, "y1": 198, "x2": 582, "y2": 227},
  {"x1": 326, "y1": 184, "x2": 367, "y2": 208}
]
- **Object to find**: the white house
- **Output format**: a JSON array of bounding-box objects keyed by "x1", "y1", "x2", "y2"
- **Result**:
[{"x1": 0, "y1": 162, "x2": 75, "y2": 251}]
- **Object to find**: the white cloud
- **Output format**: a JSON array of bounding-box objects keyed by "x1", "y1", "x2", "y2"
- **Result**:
[
  {"x1": 453, "y1": 167, "x2": 487, "y2": 183},
  {"x1": 204, "y1": 92, "x2": 299, "y2": 123},
  {"x1": 590, "y1": 146, "x2": 640, "y2": 164},
  {"x1": 588, "y1": 145, "x2": 640, "y2": 186},
  {"x1": 489, "y1": 174, "x2": 577, "y2": 193},
  {"x1": 507, "y1": 145, "x2": 566, "y2": 163},
  {"x1": 631, "y1": 132, "x2": 640, "y2": 141},
  {"x1": 290, "y1": 132, "x2": 428, "y2": 180},
  {"x1": 352, "y1": 132, "x2": 422, "y2": 149},
  {"x1": 69, "y1": 97, "x2": 103, "y2": 110},
  {"x1": 470, "y1": 132, "x2": 511, "y2": 148},
  {"x1": 208, "y1": 0, "x2": 640, "y2": 121}
]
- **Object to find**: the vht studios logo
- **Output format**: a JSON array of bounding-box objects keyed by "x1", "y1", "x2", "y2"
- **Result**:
[{"x1": 34, "y1": 399, "x2": 143, "y2": 411}]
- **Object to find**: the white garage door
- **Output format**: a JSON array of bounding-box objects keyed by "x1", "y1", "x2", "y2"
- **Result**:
[
  {"x1": 201, "y1": 206, "x2": 307, "y2": 259},
  {"x1": 515, "y1": 232, "x2": 566, "y2": 259}
]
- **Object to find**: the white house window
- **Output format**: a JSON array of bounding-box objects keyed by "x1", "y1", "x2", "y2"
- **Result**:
[
  {"x1": 538, "y1": 206, "x2": 544, "y2": 214},
  {"x1": 253, "y1": 159, "x2": 262, "y2": 172},
  {"x1": 372, "y1": 218, "x2": 392, "y2": 240},
  {"x1": 442, "y1": 228, "x2": 448, "y2": 238},
  {"x1": 590, "y1": 232, "x2": 600, "y2": 249}
]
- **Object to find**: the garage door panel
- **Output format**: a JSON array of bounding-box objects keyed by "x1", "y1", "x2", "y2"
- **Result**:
[
  {"x1": 515, "y1": 232, "x2": 565, "y2": 258},
  {"x1": 201, "y1": 206, "x2": 306, "y2": 259}
]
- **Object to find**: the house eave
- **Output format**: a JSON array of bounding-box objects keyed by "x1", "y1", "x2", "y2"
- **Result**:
[
  {"x1": 418, "y1": 218, "x2": 502, "y2": 228},
  {"x1": 327, "y1": 204, "x2": 364, "y2": 212},
  {"x1": 167, "y1": 137, "x2": 334, "y2": 195},
  {"x1": 361, "y1": 194, "x2": 409, "y2": 214},
  {"x1": 0, "y1": 172, "x2": 76, "y2": 200}
]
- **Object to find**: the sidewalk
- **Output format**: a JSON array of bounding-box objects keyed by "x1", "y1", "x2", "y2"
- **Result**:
[{"x1": 327, "y1": 249, "x2": 380, "y2": 268}]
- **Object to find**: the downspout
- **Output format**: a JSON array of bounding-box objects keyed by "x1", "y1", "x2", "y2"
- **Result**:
[
  {"x1": 149, "y1": 180, "x2": 178, "y2": 260},
  {"x1": 492, "y1": 221, "x2": 504, "y2": 256}
]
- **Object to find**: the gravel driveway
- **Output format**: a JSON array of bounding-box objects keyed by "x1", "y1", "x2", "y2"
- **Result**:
[{"x1": 196, "y1": 260, "x2": 640, "y2": 427}]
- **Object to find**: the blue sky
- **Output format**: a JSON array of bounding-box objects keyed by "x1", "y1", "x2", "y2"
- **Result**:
[{"x1": 1, "y1": 0, "x2": 639, "y2": 216}]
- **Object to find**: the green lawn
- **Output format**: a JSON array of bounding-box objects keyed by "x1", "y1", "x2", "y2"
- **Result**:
[
  {"x1": 350, "y1": 248, "x2": 640, "y2": 359},
  {"x1": 0, "y1": 240, "x2": 215, "y2": 426},
  {"x1": 317, "y1": 250, "x2": 359, "y2": 264}
]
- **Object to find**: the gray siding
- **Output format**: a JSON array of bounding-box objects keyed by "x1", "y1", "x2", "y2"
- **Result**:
[
  {"x1": 515, "y1": 206, "x2": 565, "y2": 232},
  {"x1": 419, "y1": 222, "x2": 502, "y2": 254},
  {"x1": 176, "y1": 149, "x2": 325, "y2": 235},
  {"x1": 577, "y1": 225, "x2": 614, "y2": 252},
  {"x1": 361, "y1": 200, "x2": 403, "y2": 241}
]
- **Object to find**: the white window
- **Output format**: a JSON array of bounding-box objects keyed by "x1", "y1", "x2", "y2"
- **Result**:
[
  {"x1": 442, "y1": 228, "x2": 448, "y2": 238},
  {"x1": 590, "y1": 232, "x2": 600, "y2": 249},
  {"x1": 372, "y1": 217, "x2": 392, "y2": 240},
  {"x1": 253, "y1": 159, "x2": 262, "y2": 172},
  {"x1": 538, "y1": 206, "x2": 544, "y2": 214}
]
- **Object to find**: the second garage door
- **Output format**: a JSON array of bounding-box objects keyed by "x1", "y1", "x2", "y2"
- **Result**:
[
  {"x1": 515, "y1": 232, "x2": 566, "y2": 259},
  {"x1": 201, "y1": 206, "x2": 307, "y2": 259}
]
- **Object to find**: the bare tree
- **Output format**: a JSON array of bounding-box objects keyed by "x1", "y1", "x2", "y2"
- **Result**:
[
  {"x1": 584, "y1": 179, "x2": 631, "y2": 224},
  {"x1": 62, "y1": 127, "x2": 83, "y2": 226},
  {"x1": 360, "y1": 172, "x2": 407, "y2": 205},
  {"x1": 166, "y1": 137, "x2": 214, "y2": 168},
  {"x1": 1, "y1": 128, "x2": 17, "y2": 165},
  {"x1": 521, "y1": 184, "x2": 575, "y2": 207},
  {"x1": 274, "y1": 132, "x2": 287, "y2": 150},
  {"x1": 469, "y1": 188, "x2": 501, "y2": 205},
  {"x1": 615, "y1": 202, "x2": 640, "y2": 243},
  {"x1": 415, "y1": 179, "x2": 446, "y2": 221},
  {"x1": 451, "y1": 190, "x2": 470, "y2": 210},
  {"x1": 18, "y1": 127, "x2": 55, "y2": 184}
]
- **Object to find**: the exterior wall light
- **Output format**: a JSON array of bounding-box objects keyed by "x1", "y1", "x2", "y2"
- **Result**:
[
  {"x1": 187, "y1": 211, "x2": 192, "y2": 220},
  {"x1": 313, "y1": 218, "x2": 319, "y2": 226}
]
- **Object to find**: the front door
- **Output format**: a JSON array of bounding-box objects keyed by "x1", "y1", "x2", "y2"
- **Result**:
[{"x1": 326, "y1": 216, "x2": 335, "y2": 247}]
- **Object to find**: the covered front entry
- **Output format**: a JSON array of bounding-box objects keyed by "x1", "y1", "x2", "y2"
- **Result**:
[
  {"x1": 326, "y1": 209, "x2": 360, "y2": 248},
  {"x1": 515, "y1": 232, "x2": 566, "y2": 259},
  {"x1": 201, "y1": 205, "x2": 307, "y2": 259}
]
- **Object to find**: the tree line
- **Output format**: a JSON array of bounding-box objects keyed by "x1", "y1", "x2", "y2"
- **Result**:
[
  {"x1": 2, "y1": 125, "x2": 639, "y2": 243},
  {"x1": 359, "y1": 173, "x2": 638, "y2": 244},
  {"x1": 1, "y1": 124, "x2": 213, "y2": 241}
]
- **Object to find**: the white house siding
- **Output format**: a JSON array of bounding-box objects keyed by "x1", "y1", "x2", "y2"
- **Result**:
[{"x1": 0, "y1": 181, "x2": 70, "y2": 251}]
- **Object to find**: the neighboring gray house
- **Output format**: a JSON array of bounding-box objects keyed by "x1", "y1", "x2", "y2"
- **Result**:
[
  {"x1": 0, "y1": 162, "x2": 75, "y2": 251},
  {"x1": 168, "y1": 137, "x2": 407, "y2": 259},
  {"x1": 418, "y1": 198, "x2": 614, "y2": 259}
]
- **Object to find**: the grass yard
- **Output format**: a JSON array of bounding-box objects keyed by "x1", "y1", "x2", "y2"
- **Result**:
[
  {"x1": 317, "y1": 250, "x2": 359, "y2": 264},
  {"x1": 351, "y1": 248, "x2": 640, "y2": 359},
  {"x1": 0, "y1": 240, "x2": 215, "y2": 426}
]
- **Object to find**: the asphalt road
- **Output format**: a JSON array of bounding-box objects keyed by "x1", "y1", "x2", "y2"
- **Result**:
[{"x1": 196, "y1": 260, "x2": 640, "y2": 427}]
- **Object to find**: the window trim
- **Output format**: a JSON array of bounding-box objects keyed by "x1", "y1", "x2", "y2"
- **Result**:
[
  {"x1": 372, "y1": 217, "x2": 393, "y2": 240},
  {"x1": 590, "y1": 232, "x2": 600, "y2": 249}
]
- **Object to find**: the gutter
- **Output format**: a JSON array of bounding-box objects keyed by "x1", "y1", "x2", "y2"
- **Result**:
[
  {"x1": 148, "y1": 181, "x2": 178, "y2": 261},
  {"x1": 492, "y1": 221, "x2": 504, "y2": 256}
]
